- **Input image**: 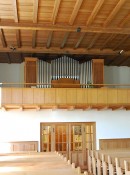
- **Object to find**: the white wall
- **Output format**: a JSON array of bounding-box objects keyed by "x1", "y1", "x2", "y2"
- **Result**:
[
  {"x1": 0, "y1": 109, "x2": 130, "y2": 151},
  {"x1": 0, "y1": 63, "x2": 24, "y2": 84}
]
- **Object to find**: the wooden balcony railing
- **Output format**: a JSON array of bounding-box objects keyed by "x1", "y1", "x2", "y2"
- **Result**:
[{"x1": 0, "y1": 83, "x2": 130, "y2": 110}]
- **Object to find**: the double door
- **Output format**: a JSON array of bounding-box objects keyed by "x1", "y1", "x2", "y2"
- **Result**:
[{"x1": 40, "y1": 122, "x2": 96, "y2": 168}]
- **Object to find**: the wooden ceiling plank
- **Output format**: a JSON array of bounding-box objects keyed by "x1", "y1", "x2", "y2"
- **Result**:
[
  {"x1": 52, "y1": 0, "x2": 61, "y2": 25},
  {"x1": 12, "y1": 0, "x2": 18, "y2": 22},
  {"x1": 113, "y1": 35, "x2": 129, "y2": 50},
  {"x1": 33, "y1": 0, "x2": 39, "y2": 23},
  {"x1": 74, "y1": 33, "x2": 86, "y2": 49},
  {"x1": 117, "y1": 56, "x2": 129, "y2": 66},
  {"x1": 60, "y1": 32, "x2": 70, "y2": 49},
  {"x1": 1, "y1": 22, "x2": 130, "y2": 35},
  {"x1": 87, "y1": 33, "x2": 101, "y2": 49},
  {"x1": 69, "y1": 0, "x2": 84, "y2": 25},
  {"x1": 103, "y1": 0, "x2": 127, "y2": 26},
  {"x1": 0, "y1": 29, "x2": 7, "y2": 48},
  {"x1": 16, "y1": 30, "x2": 21, "y2": 48},
  {"x1": 101, "y1": 34, "x2": 116, "y2": 50},
  {"x1": 32, "y1": 30, "x2": 37, "y2": 48},
  {"x1": 87, "y1": 0, "x2": 105, "y2": 26},
  {"x1": 46, "y1": 31, "x2": 53, "y2": 48}
]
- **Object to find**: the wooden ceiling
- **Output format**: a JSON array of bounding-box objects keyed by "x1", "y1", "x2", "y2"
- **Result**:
[{"x1": 0, "y1": 0, "x2": 130, "y2": 66}]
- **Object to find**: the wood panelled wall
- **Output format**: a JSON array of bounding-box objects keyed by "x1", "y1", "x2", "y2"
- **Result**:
[
  {"x1": 1, "y1": 88, "x2": 130, "y2": 106},
  {"x1": 0, "y1": 141, "x2": 38, "y2": 153},
  {"x1": 99, "y1": 138, "x2": 130, "y2": 150}
]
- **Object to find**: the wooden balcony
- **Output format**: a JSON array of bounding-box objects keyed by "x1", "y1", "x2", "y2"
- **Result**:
[{"x1": 1, "y1": 87, "x2": 130, "y2": 111}]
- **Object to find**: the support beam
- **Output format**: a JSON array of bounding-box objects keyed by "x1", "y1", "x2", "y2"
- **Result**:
[
  {"x1": 32, "y1": 30, "x2": 37, "y2": 48},
  {"x1": 52, "y1": 0, "x2": 61, "y2": 24},
  {"x1": 69, "y1": 0, "x2": 83, "y2": 25},
  {"x1": 33, "y1": 0, "x2": 39, "y2": 23},
  {"x1": 87, "y1": 0, "x2": 104, "y2": 26},
  {"x1": 101, "y1": 34, "x2": 116, "y2": 50},
  {"x1": 0, "y1": 29, "x2": 7, "y2": 48},
  {"x1": 60, "y1": 32, "x2": 70, "y2": 49},
  {"x1": 7, "y1": 53, "x2": 11, "y2": 64},
  {"x1": 13, "y1": 0, "x2": 18, "y2": 22},
  {"x1": 119, "y1": 13, "x2": 130, "y2": 27},
  {"x1": 113, "y1": 35, "x2": 129, "y2": 50},
  {"x1": 16, "y1": 30, "x2": 21, "y2": 48},
  {"x1": 87, "y1": 33, "x2": 101, "y2": 49},
  {"x1": 46, "y1": 31, "x2": 53, "y2": 48},
  {"x1": 104, "y1": 0, "x2": 127, "y2": 26},
  {"x1": 0, "y1": 22, "x2": 130, "y2": 34},
  {"x1": 74, "y1": 33, "x2": 86, "y2": 49}
]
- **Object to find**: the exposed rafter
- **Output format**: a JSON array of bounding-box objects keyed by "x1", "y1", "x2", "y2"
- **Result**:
[
  {"x1": 87, "y1": 33, "x2": 101, "y2": 49},
  {"x1": 60, "y1": 32, "x2": 70, "y2": 49},
  {"x1": 52, "y1": 0, "x2": 61, "y2": 25},
  {"x1": 32, "y1": 30, "x2": 37, "y2": 48},
  {"x1": 101, "y1": 34, "x2": 116, "y2": 50},
  {"x1": 13, "y1": 0, "x2": 18, "y2": 22},
  {"x1": 0, "y1": 29, "x2": 7, "y2": 48},
  {"x1": 16, "y1": 30, "x2": 21, "y2": 48},
  {"x1": 103, "y1": 0, "x2": 126, "y2": 26},
  {"x1": 33, "y1": 0, "x2": 39, "y2": 23},
  {"x1": 46, "y1": 31, "x2": 53, "y2": 48},
  {"x1": 119, "y1": 13, "x2": 130, "y2": 27},
  {"x1": 87, "y1": 0, "x2": 104, "y2": 26},
  {"x1": 69, "y1": 0, "x2": 83, "y2": 25},
  {"x1": 74, "y1": 33, "x2": 86, "y2": 49},
  {"x1": 113, "y1": 35, "x2": 129, "y2": 50}
]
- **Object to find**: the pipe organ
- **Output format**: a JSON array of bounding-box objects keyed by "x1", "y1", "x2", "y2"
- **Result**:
[{"x1": 24, "y1": 56, "x2": 104, "y2": 88}]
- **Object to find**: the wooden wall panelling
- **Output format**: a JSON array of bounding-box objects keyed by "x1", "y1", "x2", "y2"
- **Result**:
[
  {"x1": 66, "y1": 88, "x2": 77, "y2": 104},
  {"x1": 33, "y1": 88, "x2": 45, "y2": 104},
  {"x1": 92, "y1": 59, "x2": 104, "y2": 87},
  {"x1": 56, "y1": 88, "x2": 67, "y2": 104},
  {"x1": 76, "y1": 89, "x2": 85, "y2": 104},
  {"x1": 1, "y1": 88, "x2": 12, "y2": 104},
  {"x1": 127, "y1": 89, "x2": 130, "y2": 104},
  {"x1": 24, "y1": 57, "x2": 37, "y2": 87},
  {"x1": 44, "y1": 88, "x2": 56, "y2": 104},
  {"x1": 97, "y1": 88, "x2": 108, "y2": 104},
  {"x1": 87, "y1": 89, "x2": 97, "y2": 104},
  {"x1": 22, "y1": 88, "x2": 34, "y2": 104},
  {"x1": 99, "y1": 138, "x2": 130, "y2": 150},
  {"x1": 107, "y1": 88, "x2": 117, "y2": 104},
  {"x1": 117, "y1": 89, "x2": 127, "y2": 104},
  {"x1": 11, "y1": 88, "x2": 23, "y2": 104}
]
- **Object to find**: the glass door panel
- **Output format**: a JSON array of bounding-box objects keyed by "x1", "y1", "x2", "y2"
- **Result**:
[{"x1": 41, "y1": 125, "x2": 51, "y2": 152}]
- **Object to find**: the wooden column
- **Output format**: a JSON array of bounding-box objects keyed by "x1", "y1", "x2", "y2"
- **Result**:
[
  {"x1": 24, "y1": 57, "x2": 37, "y2": 87},
  {"x1": 92, "y1": 59, "x2": 104, "y2": 87}
]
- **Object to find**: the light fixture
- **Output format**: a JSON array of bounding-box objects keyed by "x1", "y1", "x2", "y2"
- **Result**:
[{"x1": 119, "y1": 50, "x2": 124, "y2": 55}]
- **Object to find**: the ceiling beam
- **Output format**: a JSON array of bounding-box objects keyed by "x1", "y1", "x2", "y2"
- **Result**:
[
  {"x1": 101, "y1": 34, "x2": 116, "y2": 50},
  {"x1": 16, "y1": 30, "x2": 21, "y2": 48},
  {"x1": 1, "y1": 22, "x2": 130, "y2": 34},
  {"x1": 103, "y1": 0, "x2": 127, "y2": 26},
  {"x1": 69, "y1": 0, "x2": 83, "y2": 25},
  {"x1": 7, "y1": 53, "x2": 11, "y2": 64},
  {"x1": 33, "y1": 0, "x2": 39, "y2": 23},
  {"x1": 52, "y1": 0, "x2": 61, "y2": 25},
  {"x1": 74, "y1": 33, "x2": 86, "y2": 49},
  {"x1": 12, "y1": 0, "x2": 18, "y2": 22},
  {"x1": 86, "y1": 0, "x2": 104, "y2": 26},
  {"x1": 87, "y1": 33, "x2": 101, "y2": 49},
  {"x1": 1, "y1": 47, "x2": 130, "y2": 56},
  {"x1": 60, "y1": 32, "x2": 70, "y2": 49},
  {"x1": 0, "y1": 29, "x2": 7, "y2": 48},
  {"x1": 32, "y1": 30, "x2": 37, "y2": 48},
  {"x1": 46, "y1": 31, "x2": 53, "y2": 48},
  {"x1": 113, "y1": 35, "x2": 129, "y2": 50}
]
